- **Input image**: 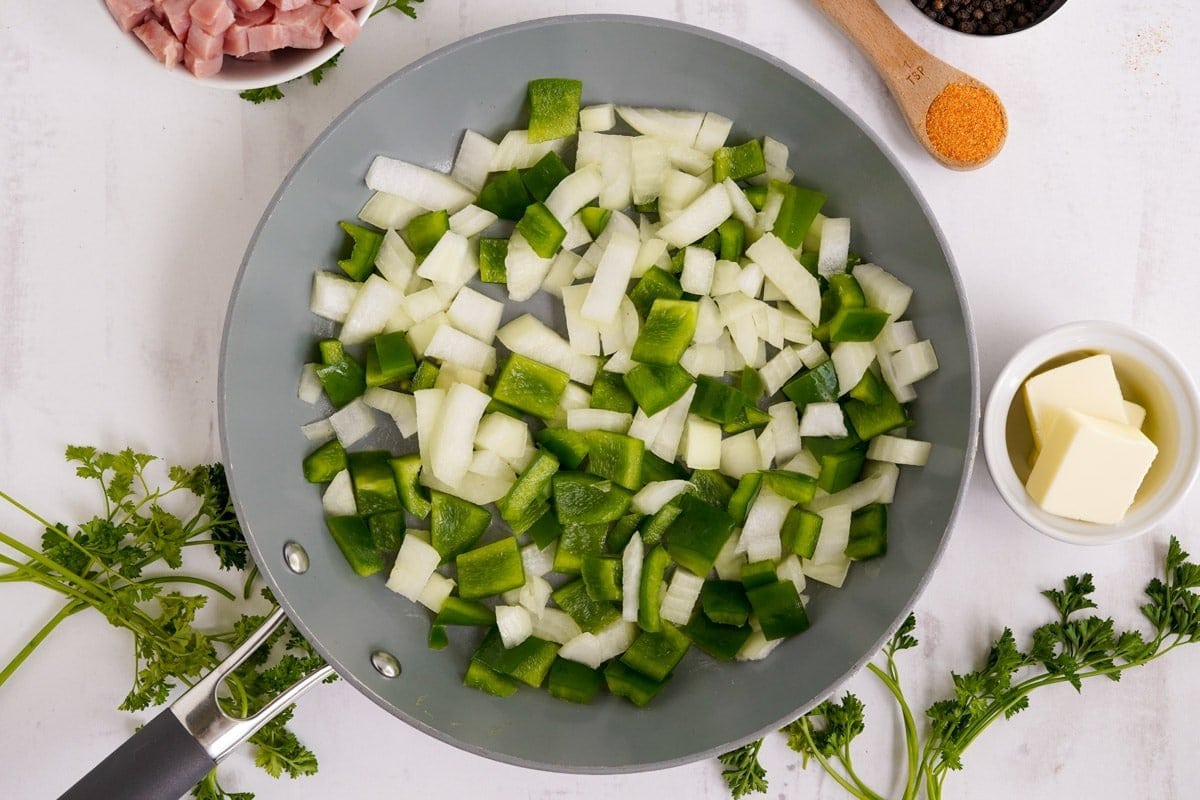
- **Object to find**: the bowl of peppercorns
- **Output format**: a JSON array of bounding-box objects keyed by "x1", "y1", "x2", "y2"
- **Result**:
[{"x1": 910, "y1": 0, "x2": 1068, "y2": 36}]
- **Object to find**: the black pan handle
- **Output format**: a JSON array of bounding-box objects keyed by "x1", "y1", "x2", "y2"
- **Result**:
[
  {"x1": 57, "y1": 608, "x2": 335, "y2": 800},
  {"x1": 58, "y1": 710, "x2": 216, "y2": 800}
]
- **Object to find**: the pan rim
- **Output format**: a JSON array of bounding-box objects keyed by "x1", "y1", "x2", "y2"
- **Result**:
[{"x1": 217, "y1": 12, "x2": 980, "y2": 774}]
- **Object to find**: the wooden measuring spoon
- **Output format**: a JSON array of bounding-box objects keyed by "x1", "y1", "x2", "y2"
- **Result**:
[{"x1": 810, "y1": 0, "x2": 1007, "y2": 170}]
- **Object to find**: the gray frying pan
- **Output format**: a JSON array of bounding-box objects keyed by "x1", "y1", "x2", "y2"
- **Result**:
[{"x1": 59, "y1": 15, "x2": 978, "y2": 800}]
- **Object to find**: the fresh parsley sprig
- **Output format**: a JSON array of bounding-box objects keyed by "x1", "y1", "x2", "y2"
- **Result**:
[
  {"x1": 239, "y1": 0, "x2": 426, "y2": 104},
  {"x1": 0, "y1": 446, "x2": 325, "y2": 800},
  {"x1": 720, "y1": 535, "x2": 1200, "y2": 800}
]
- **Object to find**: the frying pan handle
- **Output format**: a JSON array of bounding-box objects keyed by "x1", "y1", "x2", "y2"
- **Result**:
[{"x1": 58, "y1": 607, "x2": 335, "y2": 800}]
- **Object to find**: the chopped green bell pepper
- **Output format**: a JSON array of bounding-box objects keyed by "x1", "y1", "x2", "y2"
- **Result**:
[
  {"x1": 728, "y1": 471, "x2": 763, "y2": 526},
  {"x1": 746, "y1": 580, "x2": 810, "y2": 640},
  {"x1": 367, "y1": 511, "x2": 404, "y2": 551},
  {"x1": 527, "y1": 77, "x2": 582, "y2": 143},
  {"x1": 315, "y1": 353, "x2": 366, "y2": 408},
  {"x1": 589, "y1": 370, "x2": 636, "y2": 414},
  {"x1": 325, "y1": 515, "x2": 384, "y2": 577},
  {"x1": 743, "y1": 184, "x2": 768, "y2": 211},
  {"x1": 498, "y1": 449, "x2": 559, "y2": 534},
  {"x1": 552, "y1": 472, "x2": 633, "y2": 525},
  {"x1": 629, "y1": 267, "x2": 683, "y2": 319},
  {"x1": 581, "y1": 555, "x2": 623, "y2": 602},
  {"x1": 456, "y1": 537, "x2": 525, "y2": 599},
  {"x1": 348, "y1": 451, "x2": 400, "y2": 515},
  {"x1": 547, "y1": 658, "x2": 603, "y2": 704},
  {"x1": 579, "y1": 206, "x2": 611, "y2": 239},
  {"x1": 464, "y1": 658, "x2": 519, "y2": 697},
  {"x1": 689, "y1": 469, "x2": 734, "y2": 508},
  {"x1": 521, "y1": 151, "x2": 571, "y2": 201},
  {"x1": 553, "y1": 522, "x2": 609, "y2": 575},
  {"x1": 762, "y1": 469, "x2": 817, "y2": 505},
  {"x1": 722, "y1": 403, "x2": 772, "y2": 435},
  {"x1": 492, "y1": 353, "x2": 570, "y2": 419},
  {"x1": 473, "y1": 627, "x2": 558, "y2": 687},
  {"x1": 700, "y1": 580, "x2": 751, "y2": 627},
  {"x1": 476, "y1": 169, "x2": 531, "y2": 222},
  {"x1": 844, "y1": 384, "x2": 910, "y2": 440},
  {"x1": 431, "y1": 491, "x2": 491, "y2": 561},
  {"x1": 478, "y1": 237, "x2": 509, "y2": 284},
  {"x1": 817, "y1": 450, "x2": 866, "y2": 494},
  {"x1": 336, "y1": 221, "x2": 383, "y2": 281},
  {"x1": 712, "y1": 140, "x2": 766, "y2": 183},
  {"x1": 737, "y1": 365, "x2": 766, "y2": 403},
  {"x1": 552, "y1": 578, "x2": 621, "y2": 633},
  {"x1": 428, "y1": 624, "x2": 449, "y2": 651},
  {"x1": 604, "y1": 660, "x2": 668, "y2": 706},
  {"x1": 584, "y1": 430, "x2": 644, "y2": 491},
  {"x1": 516, "y1": 201, "x2": 567, "y2": 258},
  {"x1": 638, "y1": 545, "x2": 671, "y2": 633},
  {"x1": 848, "y1": 369, "x2": 885, "y2": 405},
  {"x1": 640, "y1": 451, "x2": 687, "y2": 484},
  {"x1": 303, "y1": 438, "x2": 347, "y2": 484},
  {"x1": 406, "y1": 209, "x2": 450, "y2": 257},
  {"x1": 435, "y1": 596, "x2": 497, "y2": 626},
  {"x1": 781, "y1": 507, "x2": 823, "y2": 559},
  {"x1": 830, "y1": 308, "x2": 890, "y2": 342},
  {"x1": 664, "y1": 494, "x2": 735, "y2": 576},
  {"x1": 640, "y1": 500, "x2": 681, "y2": 548},
  {"x1": 373, "y1": 331, "x2": 416, "y2": 379},
  {"x1": 410, "y1": 360, "x2": 439, "y2": 391},
  {"x1": 389, "y1": 454, "x2": 431, "y2": 519},
  {"x1": 718, "y1": 218, "x2": 746, "y2": 262},
  {"x1": 770, "y1": 180, "x2": 826, "y2": 249},
  {"x1": 527, "y1": 509, "x2": 564, "y2": 550},
  {"x1": 606, "y1": 513, "x2": 643, "y2": 553},
  {"x1": 691, "y1": 376, "x2": 748, "y2": 424},
  {"x1": 620, "y1": 623, "x2": 690, "y2": 681},
  {"x1": 623, "y1": 363, "x2": 694, "y2": 416},
  {"x1": 534, "y1": 428, "x2": 589, "y2": 469},
  {"x1": 740, "y1": 560, "x2": 778, "y2": 589},
  {"x1": 683, "y1": 612, "x2": 753, "y2": 660},
  {"x1": 782, "y1": 360, "x2": 839, "y2": 409},
  {"x1": 631, "y1": 299, "x2": 698, "y2": 366},
  {"x1": 846, "y1": 503, "x2": 887, "y2": 560}
]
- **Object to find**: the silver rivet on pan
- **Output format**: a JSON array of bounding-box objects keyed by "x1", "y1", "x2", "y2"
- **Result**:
[
  {"x1": 371, "y1": 650, "x2": 402, "y2": 679},
  {"x1": 282, "y1": 541, "x2": 310, "y2": 574}
]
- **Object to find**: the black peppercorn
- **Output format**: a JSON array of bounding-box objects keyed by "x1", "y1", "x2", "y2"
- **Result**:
[{"x1": 909, "y1": 0, "x2": 1057, "y2": 35}]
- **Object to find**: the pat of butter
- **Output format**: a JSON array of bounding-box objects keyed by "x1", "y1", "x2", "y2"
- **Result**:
[
  {"x1": 1025, "y1": 409, "x2": 1158, "y2": 524},
  {"x1": 1124, "y1": 400, "x2": 1147, "y2": 429},
  {"x1": 1022, "y1": 354, "x2": 1127, "y2": 449}
]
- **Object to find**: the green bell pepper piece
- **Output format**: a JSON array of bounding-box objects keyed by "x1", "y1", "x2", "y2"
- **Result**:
[
  {"x1": 478, "y1": 237, "x2": 509, "y2": 284},
  {"x1": 634, "y1": 198, "x2": 659, "y2": 215},
  {"x1": 410, "y1": 360, "x2": 439, "y2": 391},
  {"x1": 367, "y1": 511, "x2": 404, "y2": 551},
  {"x1": 336, "y1": 220, "x2": 383, "y2": 281},
  {"x1": 683, "y1": 613, "x2": 753, "y2": 661},
  {"x1": 389, "y1": 454, "x2": 431, "y2": 519},
  {"x1": 373, "y1": 331, "x2": 416, "y2": 379},
  {"x1": 690, "y1": 376, "x2": 748, "y2": 424},
  {"x1": 435, "y1": 596, "x2": 497, "y2": 626},
  {"x1": 431, "y1": 491, "x2": 491, "y2": 561},
  {"x1": 315, "y1": 354, "x2": 366, "y2": 408},
  {"x1": 579, "y1": 206, "x2": 611, "y2": 239},
  {"x1": 738, "y1": 365, "x2": 766, "y2": 403},
  {"x1": 722, "y1": 403, "x2": 772, "y2": 435},
  {"x1": 848, "y1": 369, "x2": 885, "y2": 405},
  {"x1": 534, "y1": 428, "x2": 589, "y2": 469},
  {"x1": 547, "y1": 658, "x2": 603, "y2": 704},
  {"x1": 669, "y1": 248, "x2": 687, "y2": 273},
  {"x1": 817, "y1": 449, "x2": 866, "y2": 494},
  {"x1": 640, "y1": 451, "x2": 687, "y2": 484},
  {"x1": 820, "y1": 273, "x2": 866, "y2": 323},
  {"x1": 477, "y1": 169, "x2": 531, "y2": 222},
  {"x1": 428, "y1": 624, "x2": 449, "y2": 651},
  {"x1": 521, "y1": 151, "x2": 570, "y2": 202},
  {"x1": 846, "y1": 503, "x2": 888, "y2": 560},
  {"x1": 631, "y1": 299, "x2": 698, "y2": 366},
  {"x1": 638, "y1": 545, "x2": 671, "y2": 633},
  {"x1": 584, "y1": 430, "x2": 644, "y2": 491},
  {"x1": 628, "y1": 267, "x2": 683, "y2": 319},
  {"x1": 747, "y1": 580, "x2": 810, "y2": 640},
  {"x1": 830, "y1": 308, "x2": 890, "y2": 343},
  {"x1": 317, "y1": 338, "x2": 346, "y2": 365},
  {"x1": 712, "y1": 140, "x2": 766, "y2": 183},
  {"x1": 689, "y1": 469, "x2": 734, "y2": 509},
  {"x1": 664, "y1": 494, "x2": 735, "y2": 576},
  {"x1": 325, "y1": 515, "x2": 384, "y2": 577},
  {"x1": 527, "y1": 77, "x2": 582, "y2": 143},
  {"x1": 464, "y1": 658, "x2": 519, "y2": 697},
  {"x1": 740, "y1": 560, "x2": 778, "y2": 589},
  {"x1": 844, "y1": 384, "x2": 910, "y2": 440},
  {"x1": 473, "y1": 627, "x2": 559, "y2": 687},
  {"x1": 516, "y1": 201, "x2": 567, "y2": 258},
  {"x1": 553, "y1": 523, "x2": 609, "y2": 575},
  {"x1": 498, "y1": 450, "x2": 559, "y2": 535},
  {"x1": 640, "y1": 500, "x2": 681, "y2": 548},
  {"x1": 492, "y1": 353, "x2": 570, "y2": 419},
  {"x1": 718, "y1": 218, "x2": 745, "y2": 262},
  {"x1": 604, "y1": 660, "x2": 668, "y2": 706},
  {"x1": 348, "y1": 451, "x2": 400, "y2": 515},
  {"x1": 782, "y1": 360, "x2": 839, "y2": 409},
  {"x1": 606, "y1": 513, "x2": 644, "y2": 553},
  {"x1": 762, "y1": 469, "x2": 818, "y2": 505},
  {"x1": 456, "y1": 537, "x2": 525, "y2": 599},
  {"x1": 581, "y1": 555, "x2": 623, "y2": 602},
  {"x1": 700, "y1": 580, "x2": 751, "y2": 627},
  {"x1": 302, "y1": 438, "x2": 347, "y2": 484},
  {"x1": 697, "y1": 229, "x2": 721, "y2": 253},
  {"x1": 770, "y1": 180, "x2": 826, "y2": 249},
  {"x1": 728, "y1": 471, "x2": 763, "y2": 526},
  {"x1": 406, "y1": 209, "x2": 449, "y2": 257},
  {"x1": 589, "y1": 370, "x2": 636, "y2": 414},
  {"x1": 799, "y1": 250, "x2": 820, "y2": 277},
  {"x1": 805, "y1": 424, "x2": 864, "y2": 458},
  {"x1": 781, "y1": 507, "x2": 823, "y2": 559},
  {"x1": 527, "y1": 509, "x2": 565, "y2": 550},
  {"x1": 552, "y1": 579, "x2": 621, "y2": 633},
  {"x1": 622, "y1": 363, "x2": 694, "y2": 416},
  {"x1": 621, "y1": 623, "x2": 690, "y2": 681},
  {"x1": 552, "y1": 472, "x2": 633, "y2": 525},
  {"x1": 743, "y1": 184, "x2": 768, "y2": 211}
]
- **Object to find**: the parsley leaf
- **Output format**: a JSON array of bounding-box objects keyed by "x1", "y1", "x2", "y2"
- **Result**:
[
  {"x1": 717, "y1": 739, "x2": 767, "y2": 798},
  {"x1": 239, "y1": 85, "x2": 285, "y2": 104},
  {"x1": 373, "y1": 0, "x2": 425, "y2": 19}
]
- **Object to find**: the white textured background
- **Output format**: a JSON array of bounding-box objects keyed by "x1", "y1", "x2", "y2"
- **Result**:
[{"x1": 3, "y1": 0, "x2": 1200, "y2": 797}]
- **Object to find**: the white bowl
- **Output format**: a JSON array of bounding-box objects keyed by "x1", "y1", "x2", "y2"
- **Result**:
[
  {"x1": 983, "y1": 320, "x2": 1200, "y2": 545},
  {"x1": 102, "y1": 0, "x2": 378, "y2": 91}
]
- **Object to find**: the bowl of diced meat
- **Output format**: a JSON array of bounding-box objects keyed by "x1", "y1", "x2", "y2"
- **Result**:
[{"x1": 102, "y1": 0, "x2": 377, "y2": 88}]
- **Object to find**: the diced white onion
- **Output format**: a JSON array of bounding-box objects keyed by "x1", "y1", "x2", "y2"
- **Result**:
[
  {"x1": 385, "y1": 534, "x2": 441, "y2": 601},
  {"x1": 632, "y1": 480, "x2": 692, "y2": 515},
  {"x1": 545, "y1": 163, "x2": 604, "y2": 224},
  {"x1": 713, "y1": 533, "x2": 746, "y2": 581},
  {"x1": 580, "y1": 103, "x2": 616, "y2": 132},
  {"x1": 532, "y1": 608, "x2": 583, "y2": 645},
  {"x1": 810, "y1": 505, "x2": 852, "y2": 566},
  {"x1": 301, "y1": 418, "x2": 334, "y2": 442},
  {"x1": 415, "y1": 231, "x2": 473, "y2": 290},
  {"x1": 375, "y1": 230, "x2": 416, "y2": 287},
  {"x1": 329, "y1": 398, "x2": 376, "y2": 446},
  {"x1": 632, "y1": 237, "x2": 669, "y2": 279},
  {"x1": 496, "y1": 605, "x2": 534, "y2": 649},
  {"x1": 831, "y1": 341, "x2": 876, "y2": 396},
  {"x1": 582, "y1": 232, "x2": 639, "y2": 324},
  {"x1": 469, "y1": 450, "x2": 516, "y2": 479},
  {"x1": 680, "y1": 344, "x2": 726, "y2": 378},
  {"x1": 746, "y1": 234, "x2": 821, "y2": 323},
  {"x1": 694, "y1": 112, "x2": 733, "y2": 155},
  {"x1": 616, "y1": 106, "x2": 705, "y2": 146},
  {"x1": 423, "y1": 324, "x2": 496, "y2": 374},
  {"x1": 650, "y1": 384, "x2": 696, "y2": 463},
  {"x1": 656, "y1": 184, "x2": 733, "y2": 248},
  {"x1": 867, "y1": 435, "x2": 932, "y2": 466},
  {"x1": 854, "y1": 264, "x2": 913, "y2": 319},
  {"x1": 777, "y1": 554, "x2": 806, "y2": 594},
  {"x1": 321, "y1": 470, "x2": 357, "y2": 516},
  {"x1": 413, "y1": 388, "x2": 446, "y2": 467},
  {"x1": 450, "y1": 130, "x2": 498, "y2": 193},
  {"x1": 489, "y1": 129, "x2": 569, "y2": 171},
  {"x1": 505, "y1": 231, "x2": 555, "y2": 303},
  {"x1": 359, "y1": 191, "x2": 424, "y2": 230},
  {"x1": 428, "y1": 383, "x2": 491, "y2": 486},
  {"x1": 364, "y1": 388, "x2": 418, "y2": 437},
  {"x1": 723, "y1": 178, "x2": 759, "y2": 231},
  {"x1": 598, "y1": 134, "x2": 633, "y2": 210},
  {"x1": 446, "y1": 286, "x2": 504, "y2": 344},
  {"x1": 365, "y1": 156, "x2": 474, "y2": 213},
  {"x1": 474, "y1": 412, "x2": 531, "y2": 459},
  {"x1": 310, "y1": 271, "x2": 360, "y2": 324},
  {"x1": 760, "y1": 347, "x2": 804, "y2": 396},
  {"x1": 559, "y1": 620, "x2": 638, "y2": 669},
  {"x1": 659, "y1": 568, "x2": 704, "y2": 626},
  {"x1": 448, "y1": 204, "x2": 498, "y2": 239},
  {"x1": 680, "y1": 246, "x2": 716, "y2": 295},
  {"x1": 417, "y1": 572, "x2": 456, "y2": 613},
  {"x1": 768, "y1": 402, "x2": 803, "y2": 463},
  {"x1": 721, "y1": 430, "x2": 762, "y2": 480},
  {"x1": 874, "y1": 320, "x2": 917, "y2": 354},
  {"x1": 817, "y1": 217, "x2": 851, "y2": 277},
  {"x1": 682, "y1": 416, "x2": 722, "y2": 470},
  {"x1": 497, "y1": 314, "x2": 598, "y2": 385},
  {"x1": 631, "y1": 135, "x2": 670, "y2": 205},
  {"x1": 798, "y1": 402, "x2": 847, "y2": 438},
  {"x1": 783, "y1": 449, "x2": 822, "y2": 478},
  {"x1": 621, "y1": 533, "x2": 644, "y2": 622},
  {"x1": 796, "y1": 340, "x2": 829, "y2": 369},
  {"x1": 861, "y1": 461, "x2": 901, "y2": 504},
  {"x1": 298, "y1": 364, "x2": 323, "y2": 404},
  {"x1": 739, "y1": 486, "x2": 790, "y2": 562},
  {"x1": 562, "y1": 283, "x2": 603, "y2": 356},
  {"x1": 400, "y1": 286, "x2": 449, "y2": 325},
  {"x1": 567, "y1": 408, "x2": 633, "y2": 434},
  {"x1": 891, "y1": 340, "x2": 939, "y2": 386},
  {"x1": 757, "y1": 426, "x2": 776, "y2": 470}
]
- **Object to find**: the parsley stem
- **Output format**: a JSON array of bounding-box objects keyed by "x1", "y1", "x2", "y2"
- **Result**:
[
  {"x1": 0, "y1": 600, "x2": 85, "y2": 687},
  {"x1": 242, "y1": 565, "x2": 260, "y2": 601},
  {"x1": 867, "y1": 661, "x2": 920, "y2": 800},
  {"x1": 0, "y1": 490, "x2": 56, "y2": 529},
  {"x1": 796, "y1": 719, "x2": 873, "y2": 800},
  {"x1": 837, "y1": 746, "x2": 884, "y2": 800},
  {"x1": 137, "y1": 574, "x2": 236, "y2": 601}
]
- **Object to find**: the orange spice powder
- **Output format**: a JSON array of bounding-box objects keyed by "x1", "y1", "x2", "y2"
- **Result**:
[{"x1": 925, "y1": 83, "x2": 1007, "y2": 165}]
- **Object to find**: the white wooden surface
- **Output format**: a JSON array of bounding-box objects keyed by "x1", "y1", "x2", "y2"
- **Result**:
[{"x1": 3, "y1": 1, "x2": 1200, "y2": 797}]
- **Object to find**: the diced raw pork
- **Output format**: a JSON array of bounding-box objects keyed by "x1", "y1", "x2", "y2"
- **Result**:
[
  {"x1": 105, "y1": 0, "x2": 154, "y2": 32},
  {"x1": 246, "y1": 23, "x2": 290, "y2": 52},
  {"x1": 186, "y1": 24, "x2": 225, "y2": 59},
  {"x1": 223, "y1": 25, "x2": 251, "y2": 56},
  {"x1": 340, "y1": 0, "x2": 371, "y2": 9},
  {"x1": 323, "y1": 4, "x2": 360, "y2": 44},
  {"x1": 189, "y1": 0, "x2": 235, "y2": 34},
  {"x1": 161, "y1": 0, "x2": 192, "y2": 38},
  {"x1": 233, "y1": 0, "x2": 268, "y2": 10},
  {"x1": 270, "y1": 0, "x2": 311, "y2": 10},
  {"x1": 275, "y1": 4, "x2": 326, "y2": 49},
  {"x1": 184, "y1": 47, "x2": 223, "y2": 77},
  {"x1": 133, "y1": 19, "x2": 184, "y2": 68}
]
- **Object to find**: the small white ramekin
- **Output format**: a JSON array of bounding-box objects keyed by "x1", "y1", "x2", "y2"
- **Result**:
[
  {"x1": 101, "y1": 0, "x2": 379, "y2": 91},
  {"x1": 982, "y1": 320, "x2": 1200, "y2": 545}
]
